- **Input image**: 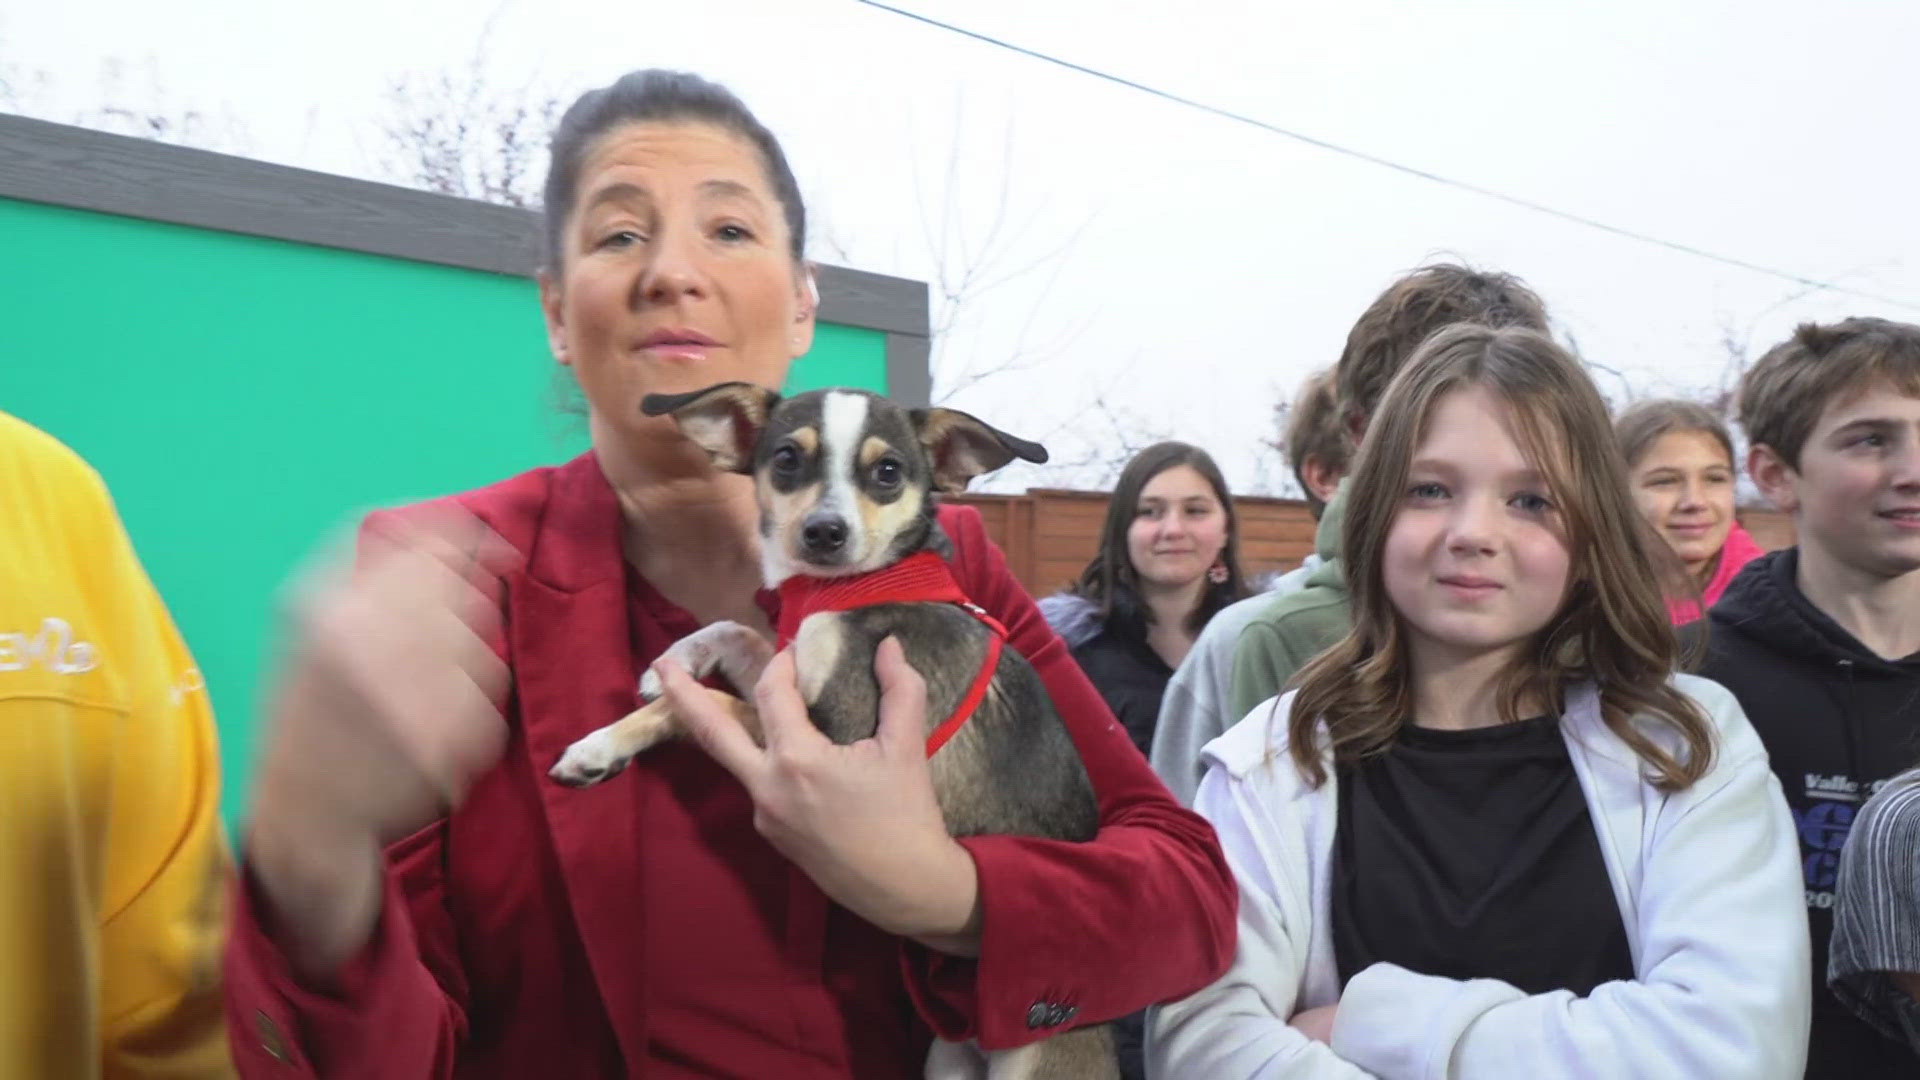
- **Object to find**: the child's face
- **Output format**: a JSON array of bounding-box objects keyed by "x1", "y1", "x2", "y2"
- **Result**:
[
  {"x1": 1628, "y1": 430, "x2": 1737, "y2": 577},
  {"x1": 1384, "y1": 385, "x2": 1575, "y2": 670},
  {"x1": 1758, "y1": 383, "x2": 1920, "y2": 579}
]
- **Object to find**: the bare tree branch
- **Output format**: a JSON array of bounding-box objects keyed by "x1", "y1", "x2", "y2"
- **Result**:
[{"x1": 375, "y1": 17, "x2": 563, "y2": 209}]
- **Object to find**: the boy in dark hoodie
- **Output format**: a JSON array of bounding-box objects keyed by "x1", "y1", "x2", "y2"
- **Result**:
[{"x1": 1702, "y1": 317, "x2": 1920, "y2": 1079}]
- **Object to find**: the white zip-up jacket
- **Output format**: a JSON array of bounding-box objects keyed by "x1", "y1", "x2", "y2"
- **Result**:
[{"x1": 1148, "y1": 674, "x2": 1809, "y2": 1079}]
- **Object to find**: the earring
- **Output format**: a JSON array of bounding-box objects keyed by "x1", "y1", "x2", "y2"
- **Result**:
[{"x1": 1208, "y1": 559, "x2": 1230, "y2": 585}]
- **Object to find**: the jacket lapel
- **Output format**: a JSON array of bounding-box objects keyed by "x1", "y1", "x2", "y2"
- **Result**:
[
  {"x1": 1562, "y1": 683, "x2": 1651, "y2": 966},
  {"x1": 507, "y1": 454, "x2": 655, "y2": 1070}
]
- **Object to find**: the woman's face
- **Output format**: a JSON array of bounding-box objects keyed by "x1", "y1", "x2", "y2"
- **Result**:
[
  {"x1": 1126, "y1": 465, "x2": 1230, "y2": 592},
  {"x1": 540, "y1": 121, "x2": 814, "y2": 435},
  {"x1": 1628, "y1": 430, "x2": 1736, "y2": 577}
]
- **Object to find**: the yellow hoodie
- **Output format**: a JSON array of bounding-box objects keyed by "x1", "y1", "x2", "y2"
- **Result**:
[{"x1": 0, "y1": 412, "x2": 234, "y2": 1078}]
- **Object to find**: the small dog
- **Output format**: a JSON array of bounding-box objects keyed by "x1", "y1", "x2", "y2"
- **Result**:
[{"x1": 551, "y1": 382, "x2": 1116, "y2": 1080}]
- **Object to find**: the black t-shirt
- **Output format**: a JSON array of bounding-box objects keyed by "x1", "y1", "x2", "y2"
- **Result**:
[{"x1": 1332, "y1": 716, "x2": 1634, "y2": 997}]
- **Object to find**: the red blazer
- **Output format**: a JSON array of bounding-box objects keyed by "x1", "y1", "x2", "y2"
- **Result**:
[{"x1": 225, "y1": 453, "x2": 1236, "y2": 1078}]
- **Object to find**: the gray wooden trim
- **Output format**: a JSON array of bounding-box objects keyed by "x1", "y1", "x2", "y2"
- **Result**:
[
  {"x1": 0, "y1": 112, "x2": 929, "y2": 338},
  {"x1": 885, "y1": 333, "x2": 933, "y2": 408}
]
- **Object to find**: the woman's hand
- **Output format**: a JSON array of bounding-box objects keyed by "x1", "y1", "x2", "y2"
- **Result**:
[
  {"x1": 1289, "y1": 1003, "x2": 1339, "y2": 1044},
  {"x1": 247, "y1": 509, "x2": 517, "y2": 977},
  {"x1": 660, "y1": 637, "x2": 983, "y2": 955}
]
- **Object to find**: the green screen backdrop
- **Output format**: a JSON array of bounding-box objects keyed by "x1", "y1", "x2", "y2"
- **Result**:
[{"x1": 0, "y1": 197, "x2": 891, "y2": 828}]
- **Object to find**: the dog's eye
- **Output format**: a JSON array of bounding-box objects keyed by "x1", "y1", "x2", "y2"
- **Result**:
[
  {"x1": 772, "y1": 445, "x2": 802, "y2": 473},
  {"x1": 873, "y1": 459, "x2": 904, "y2": 486}
]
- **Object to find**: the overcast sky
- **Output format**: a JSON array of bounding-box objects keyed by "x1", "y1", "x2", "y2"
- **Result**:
[{"x1": 6, "y1": 0, "x2": 1916, "y2": 494}]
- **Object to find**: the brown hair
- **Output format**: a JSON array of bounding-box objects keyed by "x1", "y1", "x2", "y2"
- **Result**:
[
  {"x1": 1613, "y1": 399, "x2": 1736, "y2": 472},
  {"x1": 1286, "y1": 324, "x2": 1715, "y2": 791},
  {"x1": 1073, "y1": 441, "x2": 1249, "y2": 636},
  {"x1": 1739, "y1": 317, "x2": 1920, "y2": 469},
  {"x1": 1333, "y1": 264, "x2": 1550, "y2": 443},
  {"x1": 1282, "y1": 370, "x2": 1350, "y2": 518}
]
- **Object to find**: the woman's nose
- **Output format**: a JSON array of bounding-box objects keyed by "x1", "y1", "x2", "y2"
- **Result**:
[{"x1": 634, "y1": 227, "x2": 706, "y2": 306}]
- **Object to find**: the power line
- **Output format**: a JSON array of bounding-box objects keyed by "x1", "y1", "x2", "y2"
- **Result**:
[{"x1": 857, "y1": 0, "x2": 1920, "y2": 313}]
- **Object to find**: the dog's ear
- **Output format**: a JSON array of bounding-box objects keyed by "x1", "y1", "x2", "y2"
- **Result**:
[
  {"x1": 910, "y1": 407, "x2": 1049, "y2": 494},
  {"x1": 642, "y1": 382, "x2": 781, "y2": 474}
]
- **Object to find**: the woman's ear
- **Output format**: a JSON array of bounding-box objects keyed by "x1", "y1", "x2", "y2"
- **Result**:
[
  {"x1": 539, "y1": 271, "x2": 569, "y2": 366},
  {"x1": 790, "y1": 264, "x2": 819, "y2": 356}
]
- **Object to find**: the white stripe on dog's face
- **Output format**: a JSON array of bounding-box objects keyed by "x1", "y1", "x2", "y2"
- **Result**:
[{"x1": 819, "y1": 391, "x2": 870, "y2": 564}]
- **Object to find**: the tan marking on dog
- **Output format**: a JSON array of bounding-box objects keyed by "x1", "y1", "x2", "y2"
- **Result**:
[
  {"x1": 859, "y1": 435, "x2": 891, "y2": 468},
  {"x1": 760, "y1": 475, "x2": 825, "y2": 576},
  {"x1": 854, "y1": 484, "x2": 926, "y2": 572},
  {"x1": 789, "y1": 425, "x2": 819, "y2": 454},
  {"x1": 790, "y1": 612, "x2": 846, "y2": 705}
]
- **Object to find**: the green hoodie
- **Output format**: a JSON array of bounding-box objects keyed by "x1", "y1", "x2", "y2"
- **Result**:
[{"x1": 1227, "y1": 480, "x2": 1352, "y2": 721}]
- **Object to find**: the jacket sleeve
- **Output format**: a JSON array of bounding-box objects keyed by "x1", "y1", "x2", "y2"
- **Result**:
[
  {"x1": 899, "y1": 507, "x2": 1238, "y2": 1050},
  {"x1": 1147, "y1": 765, "x2": 1377, "y2": 1079},
  {"x1": 92, "y1": 492, "x2": 236, "y2": 1079},
  {"x1": 1825, "y1": 772, "x2": 1920, "y2": 1053},
  {"x1": 1150, "y1": 613, "x2": 1240, "y2": 806},
  {"x1": 223, "y1": 511, "x2": 490, "y2": 1079},
  {"x1": 1329, "y1": 715, "x2": 1810, "y2": 1078}
]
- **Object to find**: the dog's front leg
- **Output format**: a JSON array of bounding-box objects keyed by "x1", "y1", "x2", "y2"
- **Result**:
[
  {"x1": 636, "y1": 620, "x2": 775, "y2": 701},
  {"x1": 550, "y1": 687, "x2": 764, "y2": 788}
]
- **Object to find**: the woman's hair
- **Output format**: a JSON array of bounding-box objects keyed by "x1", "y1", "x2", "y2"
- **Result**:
[
  {"x1": 541, "y1": 69, "x2": 807, "y2": 270},
  {"x1": 1281, "y1": 369, "x2": 1350, "y2": 519},
  {"x1": 1285, "y1": 324, "x2": 1715, "y2": 791},
  {"x1": 1613, "y1": 399, "x2": 1736, "y2": 472},
  {"x1": 1072, "y1": 441, "x2": 1248, "y2": 637}
]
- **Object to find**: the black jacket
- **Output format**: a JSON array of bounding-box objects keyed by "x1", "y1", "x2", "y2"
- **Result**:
[
  {"x1": 1039, "y1": 593, "x2": 1171, "y2": 758},
  {"x1": 1702, "y1": 548, "x2": 1920, "y2": 1079}
]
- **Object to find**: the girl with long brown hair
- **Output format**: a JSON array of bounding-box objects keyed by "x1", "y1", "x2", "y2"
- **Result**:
[{"x1": 1150, "y1": 324, "x2": 1809, "y2": 1077}]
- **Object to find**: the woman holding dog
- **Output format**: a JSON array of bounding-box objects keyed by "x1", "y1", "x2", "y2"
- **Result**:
[{"x1": 223, "y1": 70, "x2": 1235, "y2": 1078}]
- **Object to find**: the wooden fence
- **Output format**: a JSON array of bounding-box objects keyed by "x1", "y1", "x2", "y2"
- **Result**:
[{"x1": 950, "y1": 489, "x2": 1796, "y2": 597}]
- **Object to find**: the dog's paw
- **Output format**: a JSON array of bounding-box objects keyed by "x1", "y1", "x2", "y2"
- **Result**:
[
  {"x1": 637, "y1": 666, "x2": 664, "y2": 702},
  {"x1": 549, "y1": 729, "x2": 634, "y2": 788}
]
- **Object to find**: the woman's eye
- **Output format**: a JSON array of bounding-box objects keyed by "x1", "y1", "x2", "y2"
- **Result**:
[
  {"x1": 714, "y1": 223, "x2": 754, "y2": 243},
  {"x1": 1408, "y1": 482, "x2": 1447, "y2": 501},
  {"x1": 1512, "y1": 492, "x2": 1555, "y2": 514},
  {"x1": 873, "y1": 459, "x2": 903, "y2": 485},
  {"x1": 599, "y1": 229, "x2": 644, "y2": 249}
]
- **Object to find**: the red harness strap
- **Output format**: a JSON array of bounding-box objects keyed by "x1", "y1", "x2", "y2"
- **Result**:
[{"x1": 775, "y1": 550, "x2": 1008, "y2": 757}]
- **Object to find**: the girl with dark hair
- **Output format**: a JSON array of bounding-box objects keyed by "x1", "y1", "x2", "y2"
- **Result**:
[
  {"x1": 1150, "y1": 325, "x2": 1808, "y2": 1077},
  {"x1": 1614, "y1": 398, "x2": 1765, "y2": 624},
  {"x1": 221, "y1": 69, "x2": 1235, "y2": 1078},
  {"x1": 1042, "y1": 442, "x2": 1247, "y2": 759}
]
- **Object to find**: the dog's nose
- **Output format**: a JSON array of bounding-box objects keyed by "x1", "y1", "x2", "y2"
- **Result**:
[{"x1": 802, "y1": 515, "x2": 850, "y2": 554}]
